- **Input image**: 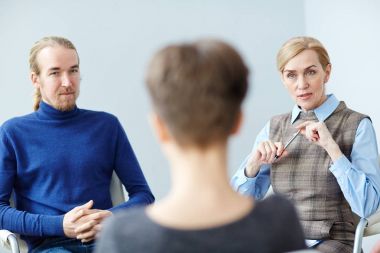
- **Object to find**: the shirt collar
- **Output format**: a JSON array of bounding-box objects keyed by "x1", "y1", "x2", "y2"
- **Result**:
[{"x1": 290, "y1": 94, "x2": 340, "y2": 124}]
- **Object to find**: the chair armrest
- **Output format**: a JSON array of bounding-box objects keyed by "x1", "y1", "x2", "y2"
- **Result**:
[
  {"x1": 367, "y1": 209, "x2": 380, "y2": 227},
  {"x1": 0, "y1": 229, "x2": 13, "y2": 247},
  {"x1": 364, "y1": 210, "x2": 380, "y2": 237},
  {"x1": 0, "y1": 229, "x2": 20, "y2": 253}
]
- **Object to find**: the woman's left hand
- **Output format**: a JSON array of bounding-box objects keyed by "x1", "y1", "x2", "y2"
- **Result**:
[
  {"x1": 296, "y1": 121, "x2": 343, "y2": 161},
  {"x1": 296, "y1": 121, "x2": 332, "y2": 148}
]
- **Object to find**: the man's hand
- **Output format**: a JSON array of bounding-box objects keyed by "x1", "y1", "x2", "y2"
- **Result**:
[
  {"x1": 74, "y1": 209, "x2": 112, "y2": 242},
  {"x1": 63, "y1": 200, "x2": 112, "y2": 242},
  {"x1": 63, "y1": 200, "x2": 94, "y2": 238}
]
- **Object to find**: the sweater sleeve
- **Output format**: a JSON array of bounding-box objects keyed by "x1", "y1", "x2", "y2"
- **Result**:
[
  {"x1": 0, "y1": 127, "x2": 65, "y2": 237},
  {"x1": 110, "y1": 120, "x2": 154, "y2": 212}
]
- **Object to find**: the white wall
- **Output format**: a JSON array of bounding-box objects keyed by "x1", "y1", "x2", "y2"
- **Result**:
[
  {"x1": 305, "y1": 1, "x2": 380, "y2": 252},
  {"x1": 305, "y1": 0, "x2": 380, "y2": 147},
  {"x1": 0, "y1": 0, "x2": 304, "y2": 199}
]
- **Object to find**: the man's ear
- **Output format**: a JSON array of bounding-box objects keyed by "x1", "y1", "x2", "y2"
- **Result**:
[
  {"x1": 230, "y1": 110, "x2": 243, "y2": 135},
  {"x1": 149, "y1": 113, "x2": 172, "y2": 143},
  {"x1": 30, "y1": 72, "x2": 40, "y2": 89}
]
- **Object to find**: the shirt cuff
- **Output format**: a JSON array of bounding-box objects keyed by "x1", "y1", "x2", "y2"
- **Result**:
[
  {"x1": 235, "y1": 167, "x2": 258, "y2": 186},
  {"x1": 329, "y1": 155, "x2": 351, "y2": 178},
  {"x1": 41, "y1": 215, "x2": 65, "y2": 236}
]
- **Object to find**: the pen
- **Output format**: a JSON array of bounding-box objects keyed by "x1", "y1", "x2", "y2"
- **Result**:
[{"x1": 274, "y1": 129, "x2": 301, "y2": 160}]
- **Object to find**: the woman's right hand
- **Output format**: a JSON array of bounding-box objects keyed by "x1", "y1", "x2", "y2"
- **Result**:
[{"x1": 245, "y1": 140, "x2": 285, "y2": 178}]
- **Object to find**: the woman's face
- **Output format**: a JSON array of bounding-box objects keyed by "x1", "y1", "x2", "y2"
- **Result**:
[{"x1": 281, "y1": 49, "x2": 331, "y2": 111}]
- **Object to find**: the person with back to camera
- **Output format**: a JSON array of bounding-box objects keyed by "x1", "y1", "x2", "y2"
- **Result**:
[
  {"x1": 231, "y1": 36, "x2": 380, "y2": 253},
  {"x1": 95, "y1": 39, "x2": 306, "y2": 253}
]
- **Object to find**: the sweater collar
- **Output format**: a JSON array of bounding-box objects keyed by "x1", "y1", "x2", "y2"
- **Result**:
[{"x1": 36, "y1": 101, "x2": 80, "y2": 120}]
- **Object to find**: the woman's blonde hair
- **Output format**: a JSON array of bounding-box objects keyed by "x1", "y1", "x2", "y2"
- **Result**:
[
  {"x1": 29, "y1": 36, "x2": 78, "y2": 111},
  {"x1": 276, "y1": 36, "x2": 330, "y2": 73}
]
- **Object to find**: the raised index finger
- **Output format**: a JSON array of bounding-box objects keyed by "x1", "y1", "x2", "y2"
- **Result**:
[{"x1": 295, "y1": 121, "x2": 313, "y2": 130}]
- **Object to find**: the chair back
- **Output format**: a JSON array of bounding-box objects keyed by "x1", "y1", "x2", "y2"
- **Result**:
[{"x1": 110, "y1": 172, "x2": 126, "y2": 206}]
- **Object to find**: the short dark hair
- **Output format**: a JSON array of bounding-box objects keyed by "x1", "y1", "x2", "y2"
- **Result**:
[{"x1": 145, "y1": 39, "x2": 249, "y2": 147}]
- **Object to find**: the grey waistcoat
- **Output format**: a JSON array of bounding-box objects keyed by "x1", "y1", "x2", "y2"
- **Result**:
[{"x1": 269, "y1": 101, "x2": 368, "y2": 241}]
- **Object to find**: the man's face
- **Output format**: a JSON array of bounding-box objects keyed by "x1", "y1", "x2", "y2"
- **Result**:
[{"x1": 32, "y1": 46, "x2": 80, "y2": 111}]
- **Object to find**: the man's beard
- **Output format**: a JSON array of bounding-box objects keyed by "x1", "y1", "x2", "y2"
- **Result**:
[
  {"x1": 56, "y1": 101, "x2": 76, "y2": 112},
  {"x1": 55, "y1": 89, "x2": 80, "y2": 112}
]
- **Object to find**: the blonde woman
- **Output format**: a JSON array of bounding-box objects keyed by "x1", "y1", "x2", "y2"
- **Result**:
[{"x1": 232, "y1": 36, "x2": 380, "y2": 253}]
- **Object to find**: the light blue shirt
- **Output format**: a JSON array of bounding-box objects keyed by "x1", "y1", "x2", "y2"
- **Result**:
[{"x1": 231, "y1": 94, "x2": 380, "y2": 218}]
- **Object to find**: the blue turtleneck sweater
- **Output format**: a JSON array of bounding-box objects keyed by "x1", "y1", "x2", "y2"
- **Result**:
[{"x1": 0, "y1": 101, "x2": 154, "y2": 250}]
